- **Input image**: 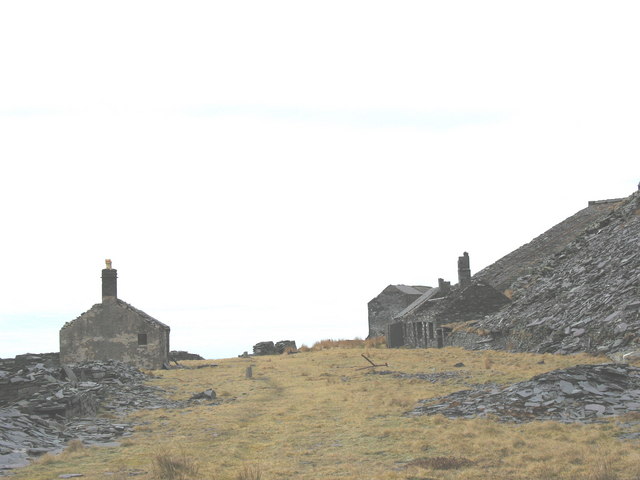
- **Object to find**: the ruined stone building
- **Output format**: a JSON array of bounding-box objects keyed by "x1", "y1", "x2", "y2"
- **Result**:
[
  {"x1": 375, "y1": 253, "x2": 510, "y2": 348},
  {"x1": 60, "y1": 261, "x2": 170, "y2": 369},
  {"x1": 367, "y1": 284, "x2": 430, "y2": 338}
]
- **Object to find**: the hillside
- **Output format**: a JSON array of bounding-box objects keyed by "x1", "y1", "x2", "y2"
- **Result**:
[
  {"x1": 6, "y1": 346, "x2": 640, "y2": 480},
  {"x1": 474, "y1": 198, "x2": 625, "y2": 293},
  {"x1": 455, "y1": 190, "x2": 640, "y2": 355}
]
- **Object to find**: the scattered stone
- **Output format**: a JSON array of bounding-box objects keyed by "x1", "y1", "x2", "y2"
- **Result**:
[
  {"x1": 369, "y1": 370, "x2": 469, "y2": 384},
  {"x1": 189, "y1": 389, "x2": 216, "y2": 401},
  {"x1": 452, "y1": 192, "x2": 640, "y2": 357},
  {"x1": 0, "y1": 354, "x2": 187, "y2": 476},
  {"x1": 169, "y1": 351, "x2": 204, "y2": 361},
  {"x1": 409, "y1": 363, "x2": 640, "y2": 424},
  {"x1": 453, "y1": 362, "x2": 465, "y2": 368}
]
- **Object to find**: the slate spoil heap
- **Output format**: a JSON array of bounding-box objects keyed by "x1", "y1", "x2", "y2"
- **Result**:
[
  {"x1": 460, "y1": 191, "x2": 640, "y2": 356},
  {"x1": 409, "y1": 364, "x2": 640, "y2": 425},
  {"x1": 0, "y1": 354, "x2": 182, "y2": 475}
]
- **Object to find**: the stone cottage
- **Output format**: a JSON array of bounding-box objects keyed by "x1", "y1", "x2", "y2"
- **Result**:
[
  {"x1": 60, "y1": 261, "x2": 170, "y2": 369},
  {"x1": 367, "y1": 284, "x2": 431, "y2": 338},
  {"x1": 385, "y1": 253, "x2": 511, "y2": 348}
]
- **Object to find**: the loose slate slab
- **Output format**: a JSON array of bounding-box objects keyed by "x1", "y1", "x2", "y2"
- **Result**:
[
  {"x1": 409, "y1": 363, "x2": 640, "y2": 424},
  {"x1": 0, "y1": 356, "x2": 189, "y2": 476}
]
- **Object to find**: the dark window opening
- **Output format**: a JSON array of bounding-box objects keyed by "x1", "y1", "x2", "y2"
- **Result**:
[{"x1": 138, "y1": 333, "x2": 148, "y2": 346}]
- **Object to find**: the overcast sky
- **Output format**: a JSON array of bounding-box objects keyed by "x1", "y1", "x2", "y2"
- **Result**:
[{"x1": 1, "y1": 1, "x2": 638, "y2": 360}]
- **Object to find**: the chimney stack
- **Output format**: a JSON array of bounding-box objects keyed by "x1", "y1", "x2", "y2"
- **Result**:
[
  {"x1": 102, "y1": 259, "x2": 117, "y2": 302},
  {"x1": 457, "y1": 252, "x2": 471, "y2": 289},
  {"x1": 438, "y1": 278, "x2": 451, "y2": 295}
]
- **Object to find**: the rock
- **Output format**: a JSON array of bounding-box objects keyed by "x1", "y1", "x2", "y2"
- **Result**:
[
  {"x1": 169, "y1": 351, "x2": 204, "y2": 361},
  {"x1": 0, "y1": 353, "x2": 187, "y2": 475},
  {"x1": 450, "y1": 192, "x2": 640, "y2": 356},
  {"x1": 189, "y1": 389, "x2": 216, "y2": 401},
  {"x1": 253, "y1": 340, "x2": 298, "y2": 355},
  {"x1": 453, "y1": 362, "x2": 465, "y2": 368},
  {"x1": 253, "y1": 342, "x2": 277, "y2": 355},
  {"x1": 275, "y1": 340, "x2": 297, "y2": 354},
  {"x1": 409, "y1": 363, "x2": 640, "y2": 424}
]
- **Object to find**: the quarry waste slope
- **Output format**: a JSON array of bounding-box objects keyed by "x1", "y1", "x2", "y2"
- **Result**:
[{"x1": 463, "y1": 191, "x2": 639, "y2": 355}]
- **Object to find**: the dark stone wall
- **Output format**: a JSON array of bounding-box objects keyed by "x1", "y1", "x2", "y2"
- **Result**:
[{"x1": 60, "y1": 301, "x2": 169, "y2": 369}]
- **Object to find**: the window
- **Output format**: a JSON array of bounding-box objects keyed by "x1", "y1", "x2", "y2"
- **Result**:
[{"x1": 138, "y1": 333, "x2": 148, "y2": 346}]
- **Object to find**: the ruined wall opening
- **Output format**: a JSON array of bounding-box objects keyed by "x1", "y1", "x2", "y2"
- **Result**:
[{"x1": 138, "y1": 333, "x2": 148, "y2": 346}]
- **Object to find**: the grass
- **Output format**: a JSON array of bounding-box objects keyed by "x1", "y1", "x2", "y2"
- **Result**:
[
  {"x1": 151, "y1": 449, "x2": 200, "y2": 480},
  {"x1": 10, "y1": 344, "x2": 640, "y2": 480}
]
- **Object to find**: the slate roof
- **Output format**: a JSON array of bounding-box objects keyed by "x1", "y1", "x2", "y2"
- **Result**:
[
  {"x1": 394, "y1": 287, "x2": 442, "y2": 319},
  {"x1": 61, "y1": 299, "x2": 170, "y2": 331},
  {"x1": 393, "y1": 285, "x2": 431, "y2": 295}
]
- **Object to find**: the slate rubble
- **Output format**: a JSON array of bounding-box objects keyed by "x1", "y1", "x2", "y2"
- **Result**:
[
  {"x1": 0, "y1": 354, "x2": 183, "y2": 475},
  {"x1": 454, "y1": 191, "x2": 640, "y2": 356},
  {"x1": 409, "y1": 363, "x2": 640, "y2": 424}
]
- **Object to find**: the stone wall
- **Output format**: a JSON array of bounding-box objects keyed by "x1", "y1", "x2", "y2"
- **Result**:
[{"x1": 60, "y1": 300, "x2": 170, "y2": 369}]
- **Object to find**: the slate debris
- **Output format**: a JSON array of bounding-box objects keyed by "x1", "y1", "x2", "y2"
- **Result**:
[
  {"x1": 0, "y1": 354, "x2": 185, "y2": 475},
  {"x1": 370, "y1": 370, "x2": 468, "y2": 383},
  {"x1": 169, "y1": 351, "x2": 204, "y2": 361},
  {"x1": 456, "y1": 192, "x2": 640, "y2": 356},
  {"x1": 409, "y1": 363, "x2": 640, "y2": 424},
  {"x1": 189, "y1": 389, "x2": 217, "y2": 403}
]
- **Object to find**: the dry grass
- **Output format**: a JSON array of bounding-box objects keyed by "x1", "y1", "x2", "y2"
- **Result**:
[
  {"x1": 309, "y1": 336, "x2": 386, "y2": 350},
  {"x1": 151, "y1": 449, "x2": 200, "y2": 480},
  {"x1": 11, "y1": 345, "x2": 638, "y2": 480},
  {"x1": 65, "y1": 439, "x2": 85, "y2": 453},
  {"x1": 408, "y1": 456, "x2": 474, "y2": 470},
  {"x1": 235, "y1": 464, "x2": 262, "y2": 480}
]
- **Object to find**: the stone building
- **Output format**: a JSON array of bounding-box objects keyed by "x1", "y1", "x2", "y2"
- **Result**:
[
  {"x1": 60, "y1": 261, "x2": 170, "y2": 369},
  {"x1": 367, "y1": 284, "x2": 431, "y2": 338},
  {"x1": 386, "y1": 253, "x2": 510, "y2": 348}
]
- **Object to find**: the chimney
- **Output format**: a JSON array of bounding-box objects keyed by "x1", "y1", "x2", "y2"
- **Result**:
[
  {"x1": 457, "y1": 252, "x2": 471, "y2": 289},
  {"x1": 102, "y1": 259, "x2": 117, "y2": 302},
  {"x1": 438, "y1": 278, "x2": 451, "y2": 295}
]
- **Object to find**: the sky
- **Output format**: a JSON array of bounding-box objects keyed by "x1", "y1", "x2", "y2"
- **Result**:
[{"x1": 0, "y1": 1, "x2": 638, "y2": 360}]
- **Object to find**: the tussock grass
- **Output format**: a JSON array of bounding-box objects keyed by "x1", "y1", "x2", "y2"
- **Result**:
[
  {"x1": 11, "y1": 345, "x2": 636, "y2": 480},
  {"x1": 65, "y1": 439, "x2": 85, "y2": 453},
  {"x1": 151, "y1": 449, "x2": 200, "y2": 480},
  {"x1": 235, "y1": 464, "x2": 262, "y2": 480}
]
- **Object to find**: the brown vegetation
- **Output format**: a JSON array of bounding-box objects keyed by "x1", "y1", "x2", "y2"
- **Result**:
[{"x1": 11, "y1": 344, "x2": 640, "y2": 480}]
